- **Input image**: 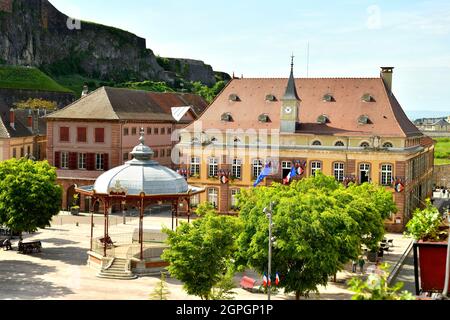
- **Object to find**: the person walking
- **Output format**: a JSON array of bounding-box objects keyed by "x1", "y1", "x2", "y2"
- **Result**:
[
  {"x1": 358, "y1": 257, "x2": 366, "y2": 274},
  {"x1": 352, "y1": 260, "x2": 358, "y2": 273}
]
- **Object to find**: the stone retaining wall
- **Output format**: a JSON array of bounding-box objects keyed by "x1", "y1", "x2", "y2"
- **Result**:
[{"x1": 434, "y1": 165, "x2": 450, "y2": 188}]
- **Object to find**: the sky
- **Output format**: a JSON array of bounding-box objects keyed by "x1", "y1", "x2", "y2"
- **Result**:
[{"x1": 48, "y1": 0, "x2": 450, "y2": 119}]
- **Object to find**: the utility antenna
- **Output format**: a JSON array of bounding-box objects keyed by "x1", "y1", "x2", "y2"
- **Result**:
[{"x1": 306, "y1": 42, "x2": 310, "y2": 78}]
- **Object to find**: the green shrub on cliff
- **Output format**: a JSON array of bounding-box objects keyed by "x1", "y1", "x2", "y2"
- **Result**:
[{"x1": 0, "y1": 66, "x2": 72, "y2": 93}]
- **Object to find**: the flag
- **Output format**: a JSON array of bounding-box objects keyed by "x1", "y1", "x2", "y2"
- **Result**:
[
  {"x1": 395, "y1": 183, "x2": 404, "y2": 193},
  {"x1": 297, "y1": 166, "x2": 304, "y2": 176},
  {"x1": 263, "y1": 274, "x2": 268, "y2": 287},
  {"x1": 283, "y1": 166, "x2": 298, "y2": 185},
  {"x1": 275, "y1": 273, "x2": 280, "y2": 286},
  {"x1": 253, "y1": 163, "x2": 272, "y2": 187}
]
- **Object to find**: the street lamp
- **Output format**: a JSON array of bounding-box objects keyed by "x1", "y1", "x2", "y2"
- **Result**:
[
  {"x1": 122, "y1": 200, "x2": 127, "y2": 225},
  {"x1": 264, "y1": 202, "x2": 275, "y2": 301}
]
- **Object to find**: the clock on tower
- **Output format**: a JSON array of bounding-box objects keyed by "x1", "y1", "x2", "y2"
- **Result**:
[{"x1": 280, "y1": 56, "x2": 300, "y2": 133}]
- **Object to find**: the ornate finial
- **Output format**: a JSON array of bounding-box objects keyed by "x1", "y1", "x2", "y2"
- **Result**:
[
  {"x1": 139, "y1": 127, "x2": 145, "y2": 145},
  {"x1": 291, "y1": 53, "x2": 295, "y2": 70}
]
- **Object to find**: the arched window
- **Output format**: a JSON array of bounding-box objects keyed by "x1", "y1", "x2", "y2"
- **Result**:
[
  {"x1": 229, "y1": 94, "x2": 240, "y2": 102},
  {"x1": 258, "y1": 114, "x2": 270, "y2": 123},
  {"x1": 323, "y1": 94, "x2": 335, "y2": 102},
  {"x1": 335, "y1": 141, "x2": 345, "y2": 147},
  {"x1": 312, "y1": 140, "x2": 322, "y2": 146},
  {"x1": 360, "y1": 142, "x2": 370, "y2": 148},
  {"x1": 383, "y1": 142, "x2": 393, "y2": 148}
]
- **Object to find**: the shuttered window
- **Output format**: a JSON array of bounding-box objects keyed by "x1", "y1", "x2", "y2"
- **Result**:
[
  {"x1": 77, "y1": 127, "x2": 87, "y2": 142},
  {"x1": 95, "y1": 128, "x2": 105, "y2": 143},
  {"x1": 60, "y1": 127, "x2": 70, "y2": 142},
  {"x1": 54, "y1": 152, "x2": 61, "y2": 168}
]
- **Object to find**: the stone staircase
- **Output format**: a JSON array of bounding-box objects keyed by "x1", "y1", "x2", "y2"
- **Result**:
[{"x1": 97, "y1": 258, "x2": 137, "y2": 280}]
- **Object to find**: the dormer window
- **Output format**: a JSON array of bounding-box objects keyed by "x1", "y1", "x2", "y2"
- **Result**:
[
  {"x1": 383, "y1": 142, "x2": 393, "y2": 148},
  {"x1": 362, "y1": 94, "x2": 375, "y2": 102},
  {"x1": 266, "y1": 94, "x2": 277, "y2": 102},
  {"x1": 312, "y1": 140, "x2": 322, "y2": 146},
  {"x1": 323, "y1": 94, "x2": 335, "y2": 102},
  {"x1": 229, "y1": 94, "x2": 240, "y2": 102},
  {"x1": 221, "y1": 113, "x2": 233, "y2": 122},
  {"x1": 335, "y1": 141, "x2": 345, "y2": 147},
  {"x1": 358, "y1": 115, "x2": 371, "y2": 125},
  {"x1": 317, "y1": 115, "x2": 330, "y2": 124},
  {"x1": 258, "y1": 114, "x2": 270, "y2": 123}
]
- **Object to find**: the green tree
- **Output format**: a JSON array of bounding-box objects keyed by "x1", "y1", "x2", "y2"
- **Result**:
[
  {"x1": 14, "y1": 98, "x2": 58, "y2": 111},
  {"x1": 162, "y1": 206, "x2": 242, "y2": 300},
  {"x1": 149, "y1": 272, "x2": 171, "y2": 300},
  {"x1": 236, "y1": 173, "x2": 395, "y2": 299},
  {"x1": 0, "y1": 159, "x2": 62, "y2": 234}
]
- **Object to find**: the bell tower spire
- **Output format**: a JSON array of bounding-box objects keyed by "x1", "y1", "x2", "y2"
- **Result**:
[
  {"x1": 282, "y1": 54, "x2": 300, "y2": 101},
  {"x1": 280, "y1": 55, "x2": 300, "y2": 133}
]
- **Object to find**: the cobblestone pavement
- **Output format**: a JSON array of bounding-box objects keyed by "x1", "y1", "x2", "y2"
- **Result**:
[{"x1": 0, "y1": 213, "x2": 413, "y2": 300}]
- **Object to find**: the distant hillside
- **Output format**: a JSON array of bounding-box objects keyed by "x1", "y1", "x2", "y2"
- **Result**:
[
  {"x1": 0, "y1": 65, "x2": 72, "y2": 93},
  {"x1": 0, "y1": 0, "x2": 229, "y2": 87}
]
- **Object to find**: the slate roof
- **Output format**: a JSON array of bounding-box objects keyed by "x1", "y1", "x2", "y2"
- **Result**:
[{"x1": 0, "y1": 98, "x2": 34, "y2": 139}]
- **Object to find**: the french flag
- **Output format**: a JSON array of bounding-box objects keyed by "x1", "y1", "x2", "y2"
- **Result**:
[
  {"x1": 283, "y1": 166, "x2": 298, "y2": 185},
  {"x1": 253, "y1": 163, "x2": 272, "y2": 187},
  {"x1": 275, "y1": 273, "x2": 280, "y2": 286},
  {"x1": 263, "y1": 274, "x2": 268, "y2": 287}
]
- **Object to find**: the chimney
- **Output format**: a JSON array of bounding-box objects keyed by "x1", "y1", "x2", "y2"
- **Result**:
[
  {"x1": 27, "y1": 110, "x2": 33, "y2": 133},
  {"x1": 81, "y1": 85, "x2": 89, "y2": 97},
  {"x1": 9, "y1": 108, "x2": 15, "y2": 130},
  {"x1": 381, "y1": 67, "x2": 394, "y2": 93}
]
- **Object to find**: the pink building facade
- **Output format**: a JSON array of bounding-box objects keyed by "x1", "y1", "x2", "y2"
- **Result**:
[{"x1": 46, "y1": 87, "x2": 206, "y2": 211}]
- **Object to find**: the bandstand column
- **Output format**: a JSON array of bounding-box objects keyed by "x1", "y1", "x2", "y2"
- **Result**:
[
  {"x1": 139, "y1": 195, "x2": 144, "y2": 261},
  {"x1": 89, "y1": 197, "x2": 94, "y2": 251},
  {"x1": 103, "y1": 197, "x2": 110, "y2": 257}
]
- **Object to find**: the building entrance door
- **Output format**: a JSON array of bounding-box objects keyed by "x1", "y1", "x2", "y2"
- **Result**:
[{"x1": 359, "y1": 164, "x2": 371, "y2": 184}]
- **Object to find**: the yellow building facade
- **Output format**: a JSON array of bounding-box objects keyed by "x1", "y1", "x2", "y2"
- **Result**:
[{"x1": 177, "y1": 66, "x2": 434, "y2": 232}]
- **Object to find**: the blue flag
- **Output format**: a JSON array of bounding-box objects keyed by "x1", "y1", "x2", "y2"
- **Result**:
[{"x1": 253, "y1": 163, "x2": 272, "y2": 187}]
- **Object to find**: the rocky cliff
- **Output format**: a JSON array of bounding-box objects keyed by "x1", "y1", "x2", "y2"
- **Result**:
[{"x1": 0, "y1": 0, "x2": 227, "y2": 85}]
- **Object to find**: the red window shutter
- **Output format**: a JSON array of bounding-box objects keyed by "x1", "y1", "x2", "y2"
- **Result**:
[
  {"x1": 69, "y1": 152, "x2": 77, "y2": 170},
  {"x1": 77, "y1": 128, "x2": 87, "y2": 142},
  {"x1": 95, "y1": 128, "x2": 105, "y2": 143},
  {"x1": 103, "y1": 153, "x2": 109, "y2": 171},
  {"x1": 60, "y1": 127, "x2": 69, "y2": 142},
  {"x1": 54, "y1": 152, "x2": 61, "y2": 168},
  {"x1": 87, "y1": 153, "x2": 95, "y2": 171}
]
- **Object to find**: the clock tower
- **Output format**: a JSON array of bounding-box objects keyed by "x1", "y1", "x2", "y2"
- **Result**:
[{"x1": 280, "y1": 56, "x2": 300, "y2": 133}]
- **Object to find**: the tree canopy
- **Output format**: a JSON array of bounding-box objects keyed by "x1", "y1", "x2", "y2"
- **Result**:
[
  {"x1": 235, "y1": 173, "x2": 396, "y2": 299},
  {"x1": 0, "y1": 159, "x2": 62, "y2": 234},
  {"x1": 162, "y1": 205, "x2": 242, "y2": 300},
  {"x1": 14, "y1": 98, "x2": 58, "y2": 111}
]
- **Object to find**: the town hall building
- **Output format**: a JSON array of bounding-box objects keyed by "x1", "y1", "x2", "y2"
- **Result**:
[{"x1": 176, "y1": 64, "x2": 435, "y2": 232}]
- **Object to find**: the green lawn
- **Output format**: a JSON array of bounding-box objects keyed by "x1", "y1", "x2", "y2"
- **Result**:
[
  {"x1": 435, "y1": 138, "x2": 450, "y2": 165},
  {"x1": 0, "y1": 65, "x2": 73, "y2": 93}
]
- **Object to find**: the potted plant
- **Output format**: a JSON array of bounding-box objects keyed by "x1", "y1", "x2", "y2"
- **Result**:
[
  {"x1": 70, "y1": 194, "x2": 80, "y2": 216},
  {"x1": 405, "y1": 199, "x2": 449, "y2": 293}
]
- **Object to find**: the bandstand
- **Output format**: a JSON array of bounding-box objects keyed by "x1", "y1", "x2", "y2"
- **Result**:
[{"x1": 76, "y1": 130, "x2": 204, "y2": 276}]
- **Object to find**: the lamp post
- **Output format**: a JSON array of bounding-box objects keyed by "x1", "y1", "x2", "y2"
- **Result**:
[
  {"x1": 264, "y1": 202, "x2": 275, "y2": 301},
  {"x1": 122, "y1": 200, "x2": 126, "y2": 225}
]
